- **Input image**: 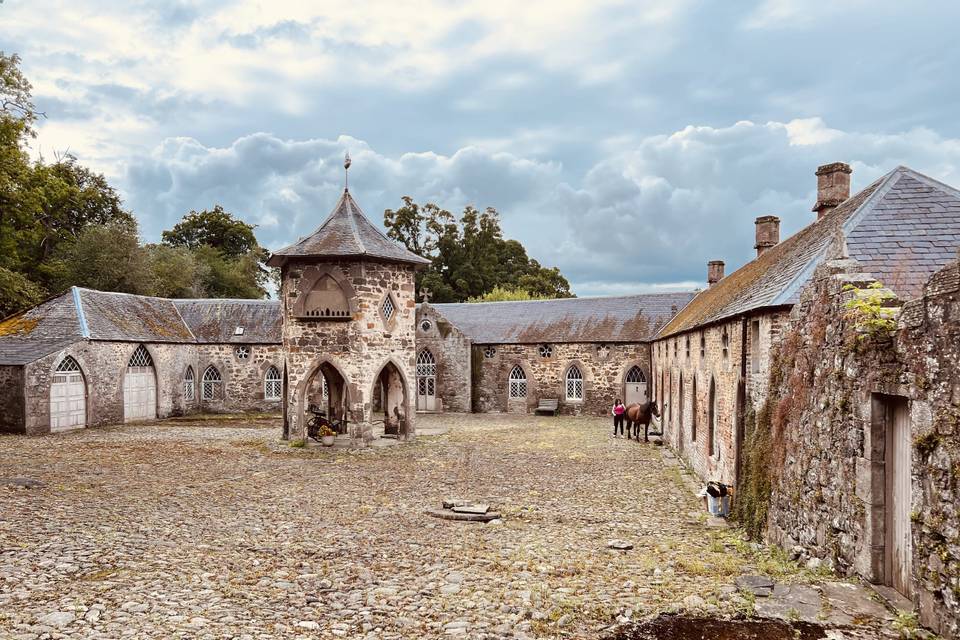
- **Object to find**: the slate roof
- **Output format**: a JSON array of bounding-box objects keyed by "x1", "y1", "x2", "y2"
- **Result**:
[
  {"x1": 0, "y1": 290, "x2": 86, "y2": 365},
  {"x1": 267, "y1": 189, "x2": 430, "y2": 266},
  {"x1": 429, "y1": 292, "x2": 696, "y2": 344},
  {"x1": 78, "y1": 289, "x2": 196, "y2": 343},
  {"x1": 173, "y1": 299, "x2": 281, "y2": 344},
  {"x1": 659, "y1": 166, "x2": 960, "y2": 338},
  {"x1": 0, "y1": 288, "x2": 283, "y2": 365}
]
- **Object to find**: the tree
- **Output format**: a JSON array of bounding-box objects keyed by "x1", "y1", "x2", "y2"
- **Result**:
[
  {"x1": 162, "y1": 205, "x2": 261, "y2": 259},
  {"x1": 468, "y1": 286, "x2": 548, "y2": 303},
  {"x1": 384, "y1": 198, "x2": 574, "y2": 302},
  {"x1": 162, "y1": 205, "x2": 270, "y2": 298},
  {"x1": 145, "y1": 244, "x2": 206, "y2": 299},
  {"x1": 48, "y1": 221, "x2": 152, "y2": 295}
]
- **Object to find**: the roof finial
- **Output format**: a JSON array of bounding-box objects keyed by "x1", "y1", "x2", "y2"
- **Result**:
[{"x1": 344, "y1": 151, "x2": 351, "y2": 192}]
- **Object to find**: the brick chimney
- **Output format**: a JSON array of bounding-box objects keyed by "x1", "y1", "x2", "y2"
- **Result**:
[
  {"x1": 812, "y1": 162, "x2": 852, "y2": 219},
  {"x1": 754, "y1": 215, "x2": 780, "y2": 257},
  {"x1": 707, "y1": 260, "x2": 725, "y2": 286}
]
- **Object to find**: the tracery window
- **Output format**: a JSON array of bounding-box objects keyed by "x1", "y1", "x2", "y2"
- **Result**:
[
  {"x1": 235, "y1": 346, "x2": 251, "y2": 360},
  {"x1": 381, "y1": 296, "x2": 395, "y2": 322},
  {"x1": 128, "y1": 345, "x2": 153, "y2": 368},
  {"x1": 508, "y1": 366, "x2": 527, "y2": 399},
  {"x1": 538, "y1": 344, "x2": 552, "y2": 358},
  {"x1": 184, "y1": 366, "x2": 195, "y2": 400},
  {"x1": 202, "y1": 366, "x2": 222, "y2": 400},
  {"x1": 483, "y1": 346, "x2": 497, "y2": 359},
  {"x1": 56, "y1": 356, "x2": 81, "y2": 372},
  {"x1": 565, "y1": 366, "x2": 583, "y2": 401},
  {"x1": 264, "y1": 366, "x2": 282, "y2": 400}
]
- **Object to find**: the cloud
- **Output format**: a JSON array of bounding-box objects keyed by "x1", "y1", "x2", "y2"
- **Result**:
[{"x1": 121, "y1": 118, "x2": 960, "y2": 297}]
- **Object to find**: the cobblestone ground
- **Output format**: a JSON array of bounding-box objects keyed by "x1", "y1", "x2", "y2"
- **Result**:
[{"x1": 1, "y1": 414, "x2": 856, "y2": 639}]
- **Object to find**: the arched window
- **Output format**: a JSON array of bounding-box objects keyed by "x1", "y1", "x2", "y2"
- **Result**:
[
  {"x1": 264, "y1": 366, "x2": 281, "y2": 401},
  {"x1": 202, "y1": 366, "x2": 222, "y2": 400},
  {"x1": 709, "y1": 377, "x2": 718, "y2": 458},
  {"x1": 184, "y1": 366, "x2": 195, "y2": 401},
  {"x1": 565, "y1": 365, "x2": 583, "y2": 401},
  {"x1": 56, "y1": 356, "x2": 81, "y2": 372},
  {"x1": 625, "y1": 366, "x2": 645, "y2": 383},
  {"x1": 508, "y1": 366, "x2": 527, "y2": 399},
  {"x1": 128, "y1": 345, "x2": 153, "y2": 368}
]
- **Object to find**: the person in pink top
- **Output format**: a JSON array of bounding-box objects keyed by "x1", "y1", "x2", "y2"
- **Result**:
[{"x1": 612, "y1": 399, "x2": 626, "y2": 437}]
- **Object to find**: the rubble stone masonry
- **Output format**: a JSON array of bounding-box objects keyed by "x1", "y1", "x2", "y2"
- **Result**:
[
  {"x1": 756, "y1": 254, "x2": 960, "y2": 637},
  {"x1": 414, "y1": 305, "x2": 472, "y2": 412},
  {"x1": 281, "y1": 258, "x2": 418, "y2": 442},
  {"x1": 473, "y1": 342, "x2": 650, "y2": 416}
]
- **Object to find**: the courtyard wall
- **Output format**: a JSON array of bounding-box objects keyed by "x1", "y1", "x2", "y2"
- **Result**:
[
  {"x1": 472, "y1": 342, "x2": 650, "y2": 416},
  {"x1": 195, "y1": 343, "x2": 283, "y2": 413},
  {"x1": 746, "y1": 254, "x2": 960, "y2": 638}
]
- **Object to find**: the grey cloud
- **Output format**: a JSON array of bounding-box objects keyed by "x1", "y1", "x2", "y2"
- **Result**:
[{"x1": 120, "y1": 121, "x2": 960, "y2": 297}]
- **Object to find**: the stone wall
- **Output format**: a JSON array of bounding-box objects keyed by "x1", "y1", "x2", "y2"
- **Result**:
[
  {"x1": 281, "y1": 259, "x2": 418, "y2": 442},
  {"x1": 414, "y1": 304, "x2": 472, "y2": 412},
  {"x1": 753, "y1": 254, "x2": 960, "y2": 638},
  {"x1": 195, "y1": 344, "x2": 283, "y2": 413},
  {"x1": 0, "y1": 365, "x2": 24, "y2": 433},
  {"x1": 652, "y1": 309, "x2": 788, "y2": 487},
  {"x1": 472, "y1": 342, "x2": 650, "y2": 416},
  {"x1": 21, "y1": 341, "x2": 199, "y2": 435}
]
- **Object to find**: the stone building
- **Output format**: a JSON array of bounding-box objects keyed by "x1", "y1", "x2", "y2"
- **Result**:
[
  {"x1": 652, "y1": 164, "x2": 960, "y2": 488},
  {"x1": 651, "y1": 163, "x2": 960, "y2": 630},
  {"x1": 266, "y1": 187, "x2": 430, "y2": 443},
  {"x1": 415, "y1": 293, "x2": 694, "y2": 416},
  {"x1": 0, "y1": 288, "x2": 282, "y2": 435}
]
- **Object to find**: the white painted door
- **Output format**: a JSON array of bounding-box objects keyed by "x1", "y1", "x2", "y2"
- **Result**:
[
  {"x1": 624, "y1": 366, "x2": 647, "y2": 404},
  {"x1": 885, "y1": 398, "x2": 912, "y2": 597},
  {"x1": 50, "y1": 373, "x2": 85, "y2": 432},
  {"x1": 124, "y1": 366, "x2": 157, "y2": 422},
  {"x1": 416, "y1": 350, "x2": 437, "y2": 412}
]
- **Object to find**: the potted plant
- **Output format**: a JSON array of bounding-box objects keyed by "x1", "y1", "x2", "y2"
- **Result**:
[{"x1": 319, "y1": 425, "x2": 336, "y2": 447}]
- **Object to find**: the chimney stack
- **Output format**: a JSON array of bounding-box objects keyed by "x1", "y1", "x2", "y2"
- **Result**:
[
  {"x1": 707, "y1": 260, "x2": 725, "y2": 286},
  {"x1": 754, "y1": 215, "x2": 780, "y2": 257},
  {"x1": 812, "y1": 162, "x2": 852, "y2": 219}
]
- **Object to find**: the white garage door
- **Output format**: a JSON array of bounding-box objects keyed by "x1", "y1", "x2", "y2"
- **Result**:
[
  {"x1": 124, "y1": 345, "x2": 157, "y2": 422},
  {"x1": 50, "y1": 357, "x2": 85, "y2": 432},
  {"x1": 624, "y1": 366, "x2": 648, "y2": 404}
]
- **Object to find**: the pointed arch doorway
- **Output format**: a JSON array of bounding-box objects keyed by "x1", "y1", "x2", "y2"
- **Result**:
[
  {"x1": 624, "y1": 365, "x2": 647, "y2": 405},
  {"x1": 124, "y1": 345, "x2": 157, "y2": 422},
  {"x1": 51, "y1": 357, "x2": 86, "y2": 432},
  {"x1": 415, "y1": 349, "x2": 437, "y2": 411}
]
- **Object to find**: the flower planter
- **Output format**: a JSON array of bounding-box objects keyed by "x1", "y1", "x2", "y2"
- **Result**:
[{"x1": 321, "y1": 435, "x2": 335, "y2": 447}]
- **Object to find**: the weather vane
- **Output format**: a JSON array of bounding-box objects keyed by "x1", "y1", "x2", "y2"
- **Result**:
[{"x1": 344, "y1": 151, "x2": 351, "y2": 191}]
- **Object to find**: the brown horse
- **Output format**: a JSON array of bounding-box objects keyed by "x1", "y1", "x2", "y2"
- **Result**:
[{"x1": 625, "y1": 400, "x2": 661, "y2": 442}]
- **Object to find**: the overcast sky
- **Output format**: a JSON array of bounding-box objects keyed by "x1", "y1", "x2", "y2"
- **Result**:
[{"x1": 4, "y1": 0, "x2": 960, "y2": 296}]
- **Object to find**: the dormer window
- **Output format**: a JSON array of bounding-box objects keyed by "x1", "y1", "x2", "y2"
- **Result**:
[{"x1": 234, "y1": 326, "x2": 244, "y2": 336}]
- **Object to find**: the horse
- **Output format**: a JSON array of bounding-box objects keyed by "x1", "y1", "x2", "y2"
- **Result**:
[{"x1": 624, "y1": 400, "x2": 661, "y2": 442}]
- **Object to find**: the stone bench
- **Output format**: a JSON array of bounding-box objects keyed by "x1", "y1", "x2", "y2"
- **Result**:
[{"x1": 534, "y1": 398, "x2": 559, "y2": 416}]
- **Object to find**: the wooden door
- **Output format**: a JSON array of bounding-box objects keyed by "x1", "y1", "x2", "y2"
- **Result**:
[
  {"x1": 50, "y1": 372, "x2": 85, "y2": 431},
  {"x1": 885, "y1": 397, "x2": 912, "y2": 597},
  {"x1": 124, "y1": 366, "x2": 157, "y2": 422}
]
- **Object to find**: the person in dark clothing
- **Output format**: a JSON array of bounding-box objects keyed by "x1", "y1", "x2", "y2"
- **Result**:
[{"x1": 612, "y1": 399, "x2": 626, "y2": 437}]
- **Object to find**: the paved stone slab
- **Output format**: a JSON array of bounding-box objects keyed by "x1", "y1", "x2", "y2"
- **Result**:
[
  {"x1": 426, "y1": 508, "x2": 501, "y2": 522},
  {"x1": 821, "y1": 581, "x2": 894, "y2": 625},
  {"x1": 735, "y1": 574, "x2": 776, "y2": 597},
  {"x1": 754, "y1": 584, "x2": 822, "y2": 623}
]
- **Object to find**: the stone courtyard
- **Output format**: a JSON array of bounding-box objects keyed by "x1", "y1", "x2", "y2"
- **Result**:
[{"x1": 1, "y1": 414, "x2": 902, "y2": 639}]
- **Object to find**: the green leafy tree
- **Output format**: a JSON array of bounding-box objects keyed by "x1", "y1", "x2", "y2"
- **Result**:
[
  {"x1": 48, "y1": 221, "x2": 152, "y2": 295},
  {"x1": 145, "y1": 244, "x2": 206, "y2": 298},
  {"x1": 162, "y1": 205, "x2": 261, "y2": 259},
  {"x1": 162, "y1": 205, "x2": 270, "y2": 298},
  {"x1": 384, "y1": 198, "x2": 573, "y2": 302},
  {"x1": 468, "y1": 286, "x2": 548, "y2": 303}
]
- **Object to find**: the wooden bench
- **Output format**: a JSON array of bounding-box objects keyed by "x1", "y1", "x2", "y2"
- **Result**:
[{"x1": 534, "y1": 398, "x2": 559, "y2": 416}]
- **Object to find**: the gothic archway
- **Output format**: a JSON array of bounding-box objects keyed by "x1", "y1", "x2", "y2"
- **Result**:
[{"x1": 371, "y1": 360, "x2": 410, "y2": 438}]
